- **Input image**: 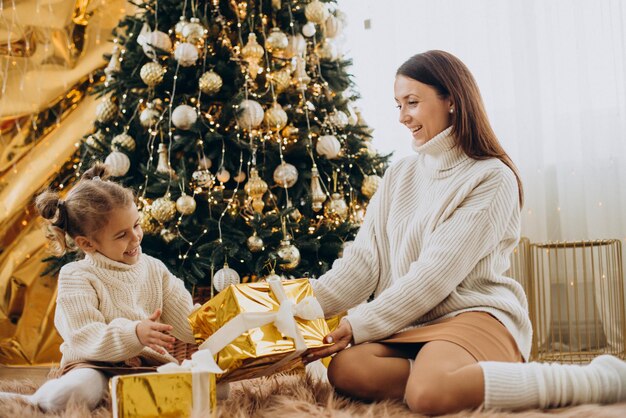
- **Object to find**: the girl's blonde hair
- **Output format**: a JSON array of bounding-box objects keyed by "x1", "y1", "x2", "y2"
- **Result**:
[{"x1": 35, "y1": 162, "x2": 135, "y2": 256}]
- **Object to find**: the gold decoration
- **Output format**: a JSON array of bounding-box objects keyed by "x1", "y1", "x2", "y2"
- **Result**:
[
  {"x1": 111, "y1": 372, "x2": 217, "y2": 417},
  {"x1": 139, "y1": 210, "x2": 160, "y2": 235},
  {"x1": 316, "y1": 134, "x2": 341, "y2": 159},
  {"x1": 193, "y1": 169, "x2": 215, "y2": 189},
  {"x1": 264, "y1": 102, "x2": 288, "y2": 131},
  {"x1": 294, "y1": 56, "x2": 310, "y2": 91},
  {"x1": 281, "y1": 124, "x2": 299, "y2": 140},
  {"x1": 95, "y1": 96, "x2": 117, "y2": 123},
  {"x1": 156, "y1": 143, "x2": 176, "y2": 176},
  {"x1": 104, "y1": 151, "x2": 130, "y2": 177},
  {"x1": 236, "y1": 99, "x2": 264, "y2": 130},
  {"x1": 199, "y1": 71, "x2": 223, "y2": 95},
  {"x1": 285, "y1": 34, "x2": 307, "y2": 58},
  {"x1": 310, "y1": 166, "x2": 326, "y2": 212},
  {"x1": 273, "y1": 162, "x2": 298, "y2": 188},
  {"x1": 305, "y1": 0, "x2": 329, "y2": 24},
  {"x1": 247, "y1": 233, "x2": 264, "y2": 252},
  {"x1": 277, "y1": 235, "x2": 301, "y2": 270},
  {"x1": 214, "y1": 262, "x2": 241, "y2": 292},
  {"x1": 233, "y1": 170, "x2": 246, "y2": 183},
  {"x1": 361, "y1": 175, "x2": 382, "y2": 198},
  {"x1": 325, "y1": 192, "x2": 349, "y2": 223},
  {"x1": 160, "y1": 227, "x2": 177, "y2": 243},
  {"x1": 171, "y1": 104, "x2": 197, "y2": 130},
  {"x1": 86, "y1": 130, "x2": 105, "y2": 151},
  {"x1": 216, "y1": 167, "x2": 231, "y2": 183},
  {"x1": 111, "y1": 132, "x2": 136, "y2": 152},
  {"x1": 151, "y1": 196, "x2": 177, "y2": 223},
  {"x1": 229, "y1": 0, "x2": 248, "y2": 20},
  {"x1": 140, "y1": 62, "x2": 165, "y2": 87},
  {"x1": 244, "y1": 167, "x2": 268, "y2": 213},
  {"x1": 241, "y1": 33, "x2": 264, "y2": 78},
  {"x1": 271, "y1": 67, "x2": 292, "y2": 93},
  {"x1": 140, "y1": 102, "x2": 160, "y2": 127},
  {"x1": 176, "y1": 194, "x2": 197, "y2": 215}
]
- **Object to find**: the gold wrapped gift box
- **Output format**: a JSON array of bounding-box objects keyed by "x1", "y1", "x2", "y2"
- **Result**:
[
  {"x1": 189, "y1": 277, "x2": 330, "y2": 382},
  {"x1": 111, "y1": 371, "x2": 216, "y2": 418}
]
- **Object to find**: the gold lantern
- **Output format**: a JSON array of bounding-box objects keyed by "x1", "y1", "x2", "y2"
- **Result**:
[
  {"x1": 241, "y1": 32, "x2": 264, "y2": 78},
  {"x1": 244, "y1": 167, "x2": 268, "y2": 213},
  {"x1": 310, "y1": 165, "x2": 326, "y2": 212}
]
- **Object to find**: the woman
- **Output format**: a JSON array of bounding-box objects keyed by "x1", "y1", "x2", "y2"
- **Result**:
[{"x1": 305, "y1": 50, "x2": 626, "y2": 415}]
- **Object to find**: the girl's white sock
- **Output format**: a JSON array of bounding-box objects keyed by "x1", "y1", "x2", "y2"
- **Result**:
[{"x1": 30, "y1": 368, "x2": 108, "y2": 412}]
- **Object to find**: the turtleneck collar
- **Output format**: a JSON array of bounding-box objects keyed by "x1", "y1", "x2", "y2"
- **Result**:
[
  {"x1": 85, "y1": 250, "x2": 141, "y2": 272},
  {"x1": 414, "y1": 126, "x2": 469, "y2": 176}
]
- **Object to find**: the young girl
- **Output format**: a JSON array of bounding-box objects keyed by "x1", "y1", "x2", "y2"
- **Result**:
[
  {"x1": 305, "y1": 50, "x2": 626, "y2": 414},
  {"x1": 0, "y1": 162, "x2": 196, "y2": 412}
]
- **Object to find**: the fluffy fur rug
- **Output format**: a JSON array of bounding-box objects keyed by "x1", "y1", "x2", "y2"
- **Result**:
[{"x1": 0, "y1": 373, "x2": 625, "y2": 417}]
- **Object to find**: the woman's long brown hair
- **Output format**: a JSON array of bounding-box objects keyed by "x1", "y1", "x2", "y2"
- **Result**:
[{"x1": 397, "y1": 50, "x2": 524, "y2": 206}]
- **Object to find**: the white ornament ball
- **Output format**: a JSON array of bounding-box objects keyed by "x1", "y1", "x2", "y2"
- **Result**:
[
  {"x1": 182, "y1": 18, "x2": 205, "y2": 43},
  {"x1": 329, "y1": 110, "x2": 349, "y2": 128},
  {"x1": 111, "y1": 133, "x2": 136, "y2": 152},
  {"x1": 192, "y1": 169, "x2": 214, "y2": 188},
  {"x1": 286, "y1": 34, "x2": 307, "y2": 57},
  {"x1": 273, "y1": 162, "x2": 298, "y2": 188},
  {"x1": 318, "y1": 41, "x2": 338, "y2": 61},
  {"x1": 151, "y1": 197, "x2": 177, "y2": 223},
  {"x1": 325, "y1": 14, "x2": 342, "y2": 38},
  {"x1": 138, "y1": 30, "x2": 172, "y2": 59},
  {"x1": 174, "y1": 42, "x2": 199, "y2": 67},
  {"x1": 140, "y1": 106, "x2": 160, "y2": 127},
  {"x1": 302, "y1": 22, "x2": 316, "y2": 38},
  {"x1": 316, "y1": 134, "x2": 341, "y2": 159},
  {"x1": 214, "y1": 264, "x2": 240, "y2": 292},
  {"x1": 305, "y1": 0, "x2": 329, "y2": 24},
  {"x1": 233, "y1": 170, "x2": 246, "y2": 183},
  {"x1": 236, "y1": 99, "x2": 264, "y2": 130},
  {"x1": 199, "y1": 71, "x2": 223, "y2": 95},
  {"x1": 96, "y1": 97, "x2": 118, "y2": 123},
  {"x1": 176, "y1": 194, "x2": 197, "y2": 215},
  {"x1": 171, "y1": 104, "x2": 197, "y2": 130},
  {"x1": 265, "y1": 28, "x2": 289, "y2": 52},
  {"x1": 361, "y1": 175, "x2": 382, "y2": 198},
  {"x1": 140, "y1": 62, "x2": 165, "y2": 87},
  {"x1": 216, "y1": 167, "x2": 231, "y2": 183},
  {"x1": 264, "y1": 102, "x2": 288, "y2": 131},
  {"x1": 104, "y1": 151, "x2": 131, "y2": 177}
]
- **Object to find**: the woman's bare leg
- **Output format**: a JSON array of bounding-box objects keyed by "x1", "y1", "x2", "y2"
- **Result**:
[{"x1": 327, "y1": 342, "x2": 421, "y2": 401}]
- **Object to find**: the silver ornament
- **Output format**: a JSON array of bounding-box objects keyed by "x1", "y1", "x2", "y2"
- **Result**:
[
  {"x1": 111, "y1": 133, "x2": 136, "y2": 152},
  {"x1": 236, "y1": 99, "x2": 264, "y2": 130},
  {"x1": 192, "y1": 169, "x2": 215, "y2": 188},
  {"x1": 246, "y1": 233, "x2": 264, "y2": 252},
  {"x1": 151, "y1": 196, "x2": 177, "y2": 223},
  {"x1": 361, "y1": 175, "x2": 382, "y2": 198},
  {"x1": 329, "y1": 110, "x2": 349, "y2": 128},
  {"x1": 199, "y1": 71, "x2": 223, "y2": 95},
  {"x1": 104, "y1": 151, "x2": 130, "y2": 177},
  {"x1": 265, "y1": 27, "x2": 289, "y2": 52},
  {"x1": 174, "y1": 42, "x2": 199, "y2": 67},
  {"x1": 264, "y1": 102, "x2": 288, "y2": 131},
  {"x1": 181, "y1": 17, "x2": 205, "y2": 43},
  {"x1": 171, "y1": 104, "x2": 197, "y2": 130},
  {"x1": 277, "y1": 238, "x2": 301, "y2": 270},
  {"x1": 176, "y1": 194, "x2": 197, "y2": 215},
  {"x1": 302, "y1": 22, "x2": 316, "y2": 38},
  {"x1": 214, "y1": 263, "x2": 240, "y2": 292},
  {"x1": 95, "y1": 97, "x2": 118, "y2": 123},
  {"x1": 140, "y1": 62, "x2": 165, "y2": 87},
  {"x1": 316, "y1": 134, "x2": 341, "y2": 159},
  {"x1": 273, "y1": 162, "x2": 298, "y2": 188}
]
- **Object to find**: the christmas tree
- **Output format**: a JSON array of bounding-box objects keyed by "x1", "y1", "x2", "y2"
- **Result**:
[{"x1": 52, "y1": 0, "x2": 389, "y2": 290}]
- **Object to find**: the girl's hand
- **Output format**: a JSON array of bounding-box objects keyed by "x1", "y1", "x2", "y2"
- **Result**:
[
  {"x1": 136, "y1": 309, "x2": 175, "y2": 355},
  {"x1": 303, "y1": 318, "x2": 353, "y2": 364}
]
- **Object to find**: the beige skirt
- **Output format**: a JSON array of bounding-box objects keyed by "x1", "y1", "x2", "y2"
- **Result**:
[{"x1": 380, "y1": 311, "x2": 523, "y2": 363}]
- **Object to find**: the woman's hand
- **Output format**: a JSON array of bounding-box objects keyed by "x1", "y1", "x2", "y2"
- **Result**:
[
  {"x1": 136, "y1": 308, "x2": 175, "y2": 355},
  {"x1": 303, "y1": 318, "x2": 353, "y2": 364}
]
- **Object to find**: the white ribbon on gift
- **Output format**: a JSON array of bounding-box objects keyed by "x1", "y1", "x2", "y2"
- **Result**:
[{"x1": 198, "y1": 276, "x2": 325, "y2": 378}]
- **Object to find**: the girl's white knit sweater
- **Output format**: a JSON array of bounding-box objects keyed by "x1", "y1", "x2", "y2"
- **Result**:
[
  {"x1": 55, "y1": 251, "x2": 195, "y2": 367},
  {"x1": 311, "y1": 127, "x2": 532, "y2": 360}
]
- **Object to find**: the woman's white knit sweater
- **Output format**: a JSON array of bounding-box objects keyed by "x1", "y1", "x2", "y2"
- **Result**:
[
  {"x1": 55, "y1": 250, "x2": 195, "y2": 367},
  {"x1": 311, "y1": 127, "x2": 533, "y2": 360}
]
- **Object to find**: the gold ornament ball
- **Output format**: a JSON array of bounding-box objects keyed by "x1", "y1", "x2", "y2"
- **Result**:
[
  {"x1": 233, "y1": 170, "x2": 246, "y2": 183},
  {"x1": 325, "y1": 192, "x2": 349, "y2": 222},
  {"x1": 151, "y1": 197, "x2": 177, "y2": 223},
  {"x1": 247, "y1": 234, "x2": 264, "y2": 252},
  {"x1": 111, "y1": 133, "x2": 136, "y2": 152},
  {"x1": 361, "y1": 175, "x2": 382, "y2": 198},
  {"x1": 273, "y1": 162, "x2": 298, "y2": 188},
  {"x1": 193, "y1": 169, "x2": 215, "y2": 188},
  {"x1": 160, "y1": 228, "x2": 177, "y2": 243},
  {"x1": 86, "y1": 131, "x2": 105, "y2": 151},
  {"x1": 264, "y1": 102, "x2": 288, "y2": 131},
  {"x1": 176, "y1": 194, "x2": 197, "y2": 215},
  {"x1": 305, "y1": 0, "x2": 329, "y2": 24},
  {"x1": 139, "y1": 210, "x2": 159, "y2": 235},
  {"x1": 277, "y1": 239, "x2": 301, "y2": 270},
  {"x1": 216, "y1": 167, "x2": 231, "y2": 183},
  {"x1": 140, "y1": 62, "x2": 165, "y2": 87},
  {"x1": 282, "y1": 124, "x2": 299, "y2": 139},
  {"x1": 96, "y1": 97, "x2": 118, "y2": 123},
  {"x1": 199, "y1": 71, "x2": 223, "y2": 95},
  {"x1": 272, "y1": 68, "x2": 292, "y2": 92}
]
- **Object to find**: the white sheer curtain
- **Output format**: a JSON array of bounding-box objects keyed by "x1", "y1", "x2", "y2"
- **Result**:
[{"x1": 338, "y1": 0, "x2": 626, "y2": 243}]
